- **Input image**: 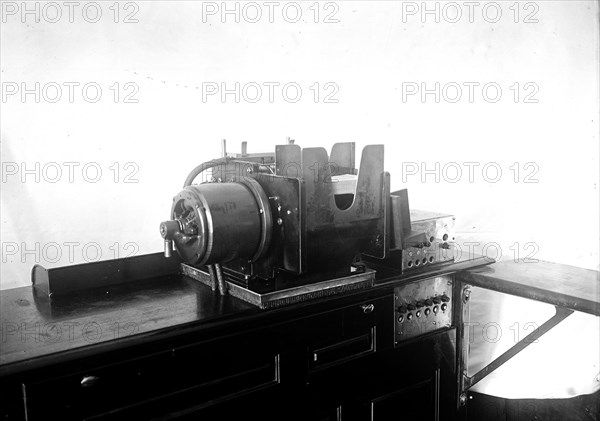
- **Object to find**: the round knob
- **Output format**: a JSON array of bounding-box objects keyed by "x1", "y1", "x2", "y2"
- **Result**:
[
  {"x1": 433, "y1": 306, "x2": 439, "y2": 314},
  {"x1": 424, "y1": 308, "x2": 431, "y2": 316},
  {"x1": 397, "y1": 315, "x2": 404, "y2": 323},
  {"x1": 416, "y1": 310, "x2": 421, "y2": 318},
  {"x1": 407, "y1": 313, "x2": 413, "y2": 320},
  {"x1": 441, "y1": 303, "x2": 448, "y2": 312}
]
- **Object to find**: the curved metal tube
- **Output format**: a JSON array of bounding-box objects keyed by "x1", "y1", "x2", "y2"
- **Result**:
[
  {"x1": 182, "y1": 157, "x2": 229, "y2": 188},
  {"x1": 214, "y1": 264, "x2": 227, "y2": 296},
  {"x1": 207, "y1": 265, "x2": 218, "y2": 292}
]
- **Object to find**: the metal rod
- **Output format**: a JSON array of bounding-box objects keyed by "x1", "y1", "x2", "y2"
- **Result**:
[
  {"x1": 164, "y1": 240, "x2": 172, "y2": 258},
  {"x1": 465, "y1": 305, "x2": 574, "y2": 388},
  {"x1": 214, "y1": 263, "x2": 227, "y2": 296}
]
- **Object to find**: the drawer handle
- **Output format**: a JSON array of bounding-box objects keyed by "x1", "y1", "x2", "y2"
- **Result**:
[
  {"x1": 81, "y1": 375, "x2": 100, "y2": 388},
  {"x1": 361, "y1": 303, "x2": 375, "y2": 314}
]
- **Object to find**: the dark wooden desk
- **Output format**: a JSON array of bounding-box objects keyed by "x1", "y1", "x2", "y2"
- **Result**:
[{"x1": 1, "y1": 253, "x2": 492, "y2": 421}]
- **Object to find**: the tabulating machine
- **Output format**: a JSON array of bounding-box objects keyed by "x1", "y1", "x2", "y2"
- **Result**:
[{"x1": 159, "y1": 140, "x2": 455, "y2": 308}]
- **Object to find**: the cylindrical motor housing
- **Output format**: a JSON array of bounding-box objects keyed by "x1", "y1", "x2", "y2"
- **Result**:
[{"x1": 160, "y1": 179, "x2": 272, "y2": 266}]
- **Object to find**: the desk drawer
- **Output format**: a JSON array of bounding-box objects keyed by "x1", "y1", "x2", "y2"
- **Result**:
[
  {"x1": 306, "y1": 295, "x2": 393, "y2": 373},
  {"x1": 23, "y1": 331, "x2": 279, "y2": 420},
  {"x1": 311, "y1": 327, "x2": 375, "y2": 370}
]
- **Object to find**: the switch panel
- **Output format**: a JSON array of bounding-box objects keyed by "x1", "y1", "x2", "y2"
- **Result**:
[
  {"x1": 394, "y1": 275, "x2": 453, "y2": 344},
  {"x1": 402, "y1": 211, "x2": 455, "y2": 272}
]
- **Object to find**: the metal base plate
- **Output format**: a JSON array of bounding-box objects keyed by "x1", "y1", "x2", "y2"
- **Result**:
[{"x1": 181, "y1": 264, "x2": 375, "y2": 310}]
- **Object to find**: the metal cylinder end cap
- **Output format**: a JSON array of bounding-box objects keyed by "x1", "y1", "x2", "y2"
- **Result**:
[{"x1": 160, "y1": 220, "x2": 180, "y2": 239}]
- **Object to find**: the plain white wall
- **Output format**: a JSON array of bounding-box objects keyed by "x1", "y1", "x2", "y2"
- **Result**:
[{"x1": 1, "y1": 1, "x2": 598, "y2": 287}]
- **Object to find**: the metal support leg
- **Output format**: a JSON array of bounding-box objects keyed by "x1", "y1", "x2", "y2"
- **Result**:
[{"x1": 455, "y1": 282, "x2": 472, "y2": 412}]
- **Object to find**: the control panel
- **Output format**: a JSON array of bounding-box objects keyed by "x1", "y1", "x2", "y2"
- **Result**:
[
  {"x1": 402, "y1": 210, "x2": 455, "y2": 272},
  {"x1": 394, "y1": 275, "x2": 453, "y2": 345}
]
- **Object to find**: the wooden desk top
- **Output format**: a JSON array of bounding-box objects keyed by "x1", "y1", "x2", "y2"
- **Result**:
[
  {"x1": 0, "y1": 276, "x2": 259, "y2": 373},
  {"x1": 0, "y1": 254, "x2": 490, "y2": 376},
  {"x1": 457, "y1": 260, "x2": 600, "y2": 316}
]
